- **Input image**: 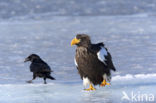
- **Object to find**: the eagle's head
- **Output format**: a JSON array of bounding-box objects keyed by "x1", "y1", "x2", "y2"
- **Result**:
[
  {"x1": 24, "y1": 54, "x2": 40, "y2": 62},
  {"x1": 71, "y1": 34, "x2": 91, "y2": 47}
]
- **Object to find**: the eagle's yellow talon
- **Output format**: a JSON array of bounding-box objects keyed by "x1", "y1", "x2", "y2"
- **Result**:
[
  {"x1": 84, "y1": 84, "x2": 96, "y2": 91},
  {"x1": 100, "y1": 79, "x2": 110, "y2": 87}
]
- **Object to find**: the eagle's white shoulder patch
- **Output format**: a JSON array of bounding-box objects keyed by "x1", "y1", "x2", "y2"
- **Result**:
[{"x1": 97, "y1": 46, "x2": 108, "y2": 64}]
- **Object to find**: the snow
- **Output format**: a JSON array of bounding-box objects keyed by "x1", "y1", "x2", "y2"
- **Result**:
[{"x1": 0, "y1": 0, "x2": 156, "y2": 103}]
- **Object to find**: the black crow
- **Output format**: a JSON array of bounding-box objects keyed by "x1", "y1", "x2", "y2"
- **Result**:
[
  {"x1": 24, "y1": 54, "x2": 55, "y2": 84},
  {"x1": 71, "y1": 34, "x2": 116, "y2": 90}
]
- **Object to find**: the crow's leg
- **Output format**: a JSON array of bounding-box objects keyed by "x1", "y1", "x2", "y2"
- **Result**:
[
  {"x1": 26, "y1": 73, "x2": 36, "y2": 83},
  {"x1": 43, "y1": 77, "x2": 47, "y2": 84}
]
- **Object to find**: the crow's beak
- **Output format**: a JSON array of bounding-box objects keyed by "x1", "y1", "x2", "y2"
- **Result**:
[{"x1": 24, "y1": 58, "x2": 29, "y2": 62}]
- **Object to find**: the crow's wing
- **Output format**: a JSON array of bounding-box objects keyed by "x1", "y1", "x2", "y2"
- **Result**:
[{"x1": 30, "y1": 62, "x2": 52, "y2": 73}]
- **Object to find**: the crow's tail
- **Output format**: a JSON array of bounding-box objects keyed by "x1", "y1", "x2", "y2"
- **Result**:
[{"x1": 47, "y1": 75, "x2": 55, "y2": 80}]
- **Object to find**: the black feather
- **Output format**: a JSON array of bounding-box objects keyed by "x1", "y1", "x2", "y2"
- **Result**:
[{"x1": 25, "y1": 54, "x2": 55, "y2": 84}]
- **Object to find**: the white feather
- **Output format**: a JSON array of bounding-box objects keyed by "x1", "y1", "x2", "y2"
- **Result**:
[
  {"x1": 97, "y1": 46, "x2": 108, "y2": 64},
  {"x1": 103, "y1": 74, "x2": 111, "y2": 81},
  {"x1": 74, "y1": 58, "x2": 78, "y2": 67},
  {"x1": 103, "y1": 74, "x2": 108, "y2": 80},
  {"x1": 83, "y1": 77, "x2": 91, "y2": 88}
]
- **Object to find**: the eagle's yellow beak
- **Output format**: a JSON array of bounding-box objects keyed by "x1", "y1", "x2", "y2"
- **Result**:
[{"x1": 71, "y1": 38, "x2": 80, "y2": 46}]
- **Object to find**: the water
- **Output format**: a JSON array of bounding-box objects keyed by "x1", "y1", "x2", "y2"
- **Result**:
[{"x1": 0, "y1": 0, "x2": 156, "y2": 103}]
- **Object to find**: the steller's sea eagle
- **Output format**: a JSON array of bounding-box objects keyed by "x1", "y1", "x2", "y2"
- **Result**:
[{"x1": 71, "y1": 34, "x2": 116, "y2": 90}]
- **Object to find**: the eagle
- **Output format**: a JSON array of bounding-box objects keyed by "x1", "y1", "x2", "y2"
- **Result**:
[
  {"x1": 71, "y1": 34, "x2": 116, "y2": 91},
  {"x1": 24, "y1": 54, "x2": 55, "y2": 84}
]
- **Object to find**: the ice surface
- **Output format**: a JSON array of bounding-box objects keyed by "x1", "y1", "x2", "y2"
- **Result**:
[
  {"x1": 0, "y1": 0, "x2": 156, "y2": 103},
  {"x1": 0, "y1": 15, "x2": 155, "y2": 102},
  {"x1": 0, "y1": 15, "x2": 155, "y2": 103},
  {"x1": 1, "y1": 75, "x2": 156, "y2": 103},
  {"x1": 1, "y1": 0, "x2": 156, "y2": 19}
]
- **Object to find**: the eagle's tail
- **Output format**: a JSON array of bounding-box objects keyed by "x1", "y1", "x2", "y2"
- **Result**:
[{"x1": 112, "y1": 67, "x2": 116, "y2": 71}]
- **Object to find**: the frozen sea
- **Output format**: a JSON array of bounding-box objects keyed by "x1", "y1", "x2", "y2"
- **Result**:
[{"x1": 0, "y1": 0, "x2": 156, "y2": 103}]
